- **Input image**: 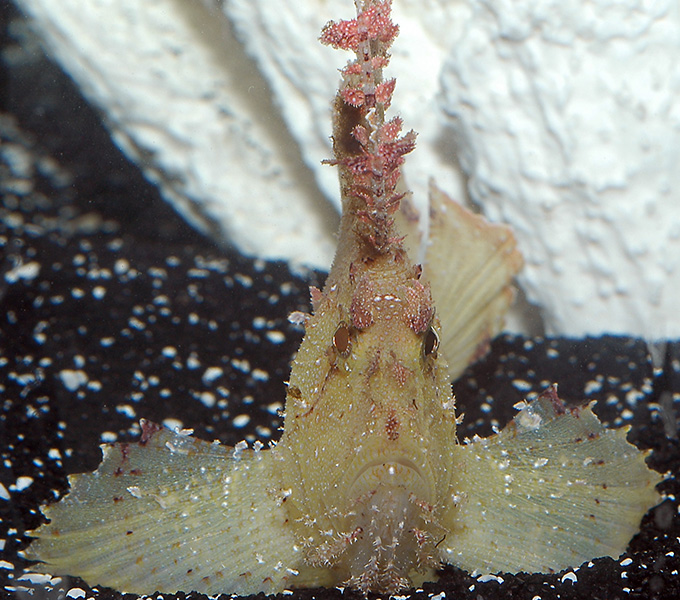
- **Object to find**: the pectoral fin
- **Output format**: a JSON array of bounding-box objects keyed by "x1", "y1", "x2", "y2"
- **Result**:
[
  {"x1": 28, "y1": 422, "x2": 320, "y2": 595},
  {"x1": 424, "y1": 183, "x2": 523, "y2": 380},
  {"x1": 442, "y1": 387, "x2": 661, "y2": 575}
]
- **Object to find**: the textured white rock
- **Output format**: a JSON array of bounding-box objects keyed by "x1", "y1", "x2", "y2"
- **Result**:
[
  {"x1": 13, "y1": 0, "x2": 338, "y2": 268},
  {"x1": 441, "y1": 0, "x2": 680, "y2": 338},
  {"x1": 12, "y1": 0, "x2": 680, "y2": 338}
]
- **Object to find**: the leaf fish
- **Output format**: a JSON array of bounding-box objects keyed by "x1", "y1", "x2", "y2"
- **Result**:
[{"x1": 27, "y1": 0, "x2": 662, "y2": 596}]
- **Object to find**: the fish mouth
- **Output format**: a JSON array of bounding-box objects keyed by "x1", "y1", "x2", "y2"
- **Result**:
[{"x1": 347, "y1": 455, "x2": 430, "y2": 500}]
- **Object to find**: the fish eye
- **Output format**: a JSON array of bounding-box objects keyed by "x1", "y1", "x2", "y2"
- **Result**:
[
  {"x1": 333, "y1": 322, "x2": 352, "y2": 357},
  {"x1": 422, "y1": 326, "x2": 439, "y2": 359}
]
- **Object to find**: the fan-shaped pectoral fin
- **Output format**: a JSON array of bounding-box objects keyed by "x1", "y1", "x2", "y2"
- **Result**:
[
  {"x1": 28, "y1": 423, "x2": 327, "y2": 595},
  {"x1": 441, "y1": 387, "x2": 662, "y2": 575}
]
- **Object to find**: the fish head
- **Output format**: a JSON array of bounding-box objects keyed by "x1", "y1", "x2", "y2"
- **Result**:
[{"x1": 280, "y1": 242, "x2": 458, "y2": 591}]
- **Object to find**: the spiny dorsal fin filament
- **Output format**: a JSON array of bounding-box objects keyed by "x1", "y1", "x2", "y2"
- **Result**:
[{"x1": 321, "y1": 0, "x2": 416, "y2": 253}]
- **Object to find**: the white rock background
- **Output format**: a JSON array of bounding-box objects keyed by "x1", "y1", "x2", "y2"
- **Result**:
[{"x1": 11, "y1": 0, "x2": 680, "y2": 340}]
